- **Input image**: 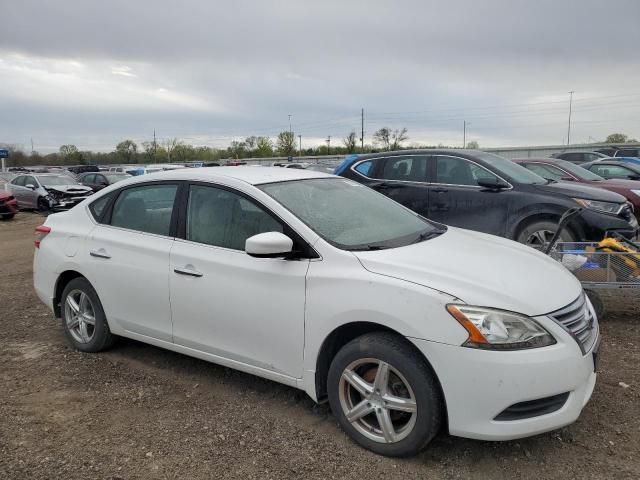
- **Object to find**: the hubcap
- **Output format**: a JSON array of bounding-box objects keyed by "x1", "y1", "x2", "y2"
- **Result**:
[
  {"x1": 338, "y1": 358, "x2": 417, "y2": 444},
  {"x1": 64, "y1": 289, "x2": 96, "y2": 344},
  {"x1": 525, "y1": 229, "x2": 558, "y2": 248}
]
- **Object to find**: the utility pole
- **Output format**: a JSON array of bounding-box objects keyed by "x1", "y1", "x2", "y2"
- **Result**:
[
  {"x1": 567, "y1": 91, "x2": 574, "y2": 146},
  {"x1": 361, "y1": 108, "x2": 364, "y2": 151},
  {"x1": 298, "y1": 135, "x2": 302, "y2": 157},
  {"x1": 327, "y1": 135, "x2": 331, "y2": 155},
  {"x1": 288, "y1": 115, "x2": 292, "y2": 135},
  {"x1": 30, "y1": 138, "x2": 34, "y2": 155},
  {"x1": 153, "y1": 129, "x2": 157, "y2": 163},
  {"x1": 463, "y1": 121, "x2": 471, "y2": 148}
]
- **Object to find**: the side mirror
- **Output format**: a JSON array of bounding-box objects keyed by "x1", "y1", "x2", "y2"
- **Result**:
[
  {"x1": 629, "y1": 175, "x2": 640, "y2": 181},
  {"x1": 476, "y1": 177, "x2": 510, "y2": 190},
  {"x1": 25, "y1": 183, "x2": 36, "y2": 190},
  {"x1": 245, "y1": 232, "x2": 293, "y2": 258}
]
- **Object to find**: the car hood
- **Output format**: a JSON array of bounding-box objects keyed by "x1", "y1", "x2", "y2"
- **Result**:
[
  {"x1": 43, "y1": 185, "x2": 92, "y2": 194},
  {"x1": 532, "y1": 181, "x2": 626, "y2": 202},
  {"x1": 353, "y1": 227, "x2": 582, "y2": 316}
]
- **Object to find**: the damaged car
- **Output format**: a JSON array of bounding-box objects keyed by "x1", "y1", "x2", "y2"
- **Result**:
[{"x1": 8, "y1": 173, "x2": 93, "y2": 212}]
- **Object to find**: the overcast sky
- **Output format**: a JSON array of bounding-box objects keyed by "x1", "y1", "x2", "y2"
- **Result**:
[{"x1": 1, "y1": 0, "x2": 640, "y2": 153}]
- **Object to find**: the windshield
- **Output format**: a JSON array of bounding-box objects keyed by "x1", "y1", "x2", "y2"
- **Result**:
[
  {"x1": 553, "y1": 159, "x2": 605, "y2": 181},
  {"x1": 474, "y1": 152, "x2": 547, "y2": 184},
  {"x1": 260, "y1": 178, "x2": 445, "y2": 250},
  {"x1": 37, "y1": 175, "x2": 78, "y2": 186}
]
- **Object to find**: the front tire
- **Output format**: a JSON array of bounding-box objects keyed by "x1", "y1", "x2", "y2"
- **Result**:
[
  {"x1": 327, "y1": 332, "x2": 443, "y2": 457},
  {"x1": 517, "y1": 219, "x2": 576, "y2": 248},
  {"x1": 61, "y1": 277, "x2": 115, "y2": 352},
  {"x1": 37, "y1": 196, "x2": 50, "y2": 213}
]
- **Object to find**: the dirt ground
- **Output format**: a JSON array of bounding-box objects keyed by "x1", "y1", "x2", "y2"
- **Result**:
[{"x1": 1, "y1": 213, "x2": 639, "y2": 480}]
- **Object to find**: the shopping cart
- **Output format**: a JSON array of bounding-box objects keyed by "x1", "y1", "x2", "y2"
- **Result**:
[{"x1": 543, "y1": 207, "x2": 640, "y2": 317}]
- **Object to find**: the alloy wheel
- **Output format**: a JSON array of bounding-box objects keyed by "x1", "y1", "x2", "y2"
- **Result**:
[
  {"x1": 64, "y1": 289, "x2": 96, "y2": 344},
  {"x1": 338, "y1": 358, "x2": 417, "y2": 444},
  {"x1": 525, "y1": 229, "x2": 557, "y2": 248}
]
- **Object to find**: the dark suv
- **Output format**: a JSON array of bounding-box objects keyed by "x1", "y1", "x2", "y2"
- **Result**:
[{"x1": 335, "y1": 150, "x2": 638, "y2": 246}]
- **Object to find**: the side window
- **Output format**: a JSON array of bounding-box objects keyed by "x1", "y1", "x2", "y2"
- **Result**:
[
  {"x1": 435, "y1": 156, "x2": 497, "y2": 186},
  {"x1": 12, "y1": 176, "x2": 25, "y2": 186},
  {"x1": 25, "y1": 176, "x2": 38, "y2": 187},
  {"x1": 89, "y1": 194, "x2": 112, "y2": 222},
  {"x1": 186, "y1": 185, "x2": 283, "y2": 250},
  {"x1": 111, "y1": 184, "x2": 178, "y2": 235},
  {"x1": 84, "y1": 174, "x2": 95, "y2": 183},
  {"x1": 354, "y1": 160, "x2": 373, "y2": 177},
  {"x1": 381, "y1": 156, "x2": 428, "y2": 182},
  {"x1": 562, "y1": 153, "x2": 581, "y2": 163},
  {"x1": 617, "y1": 149, "x2": 637, "y2": 157},
  {"x1": 592, "y1": 165, "x2": 632, "y2": 179},
  {"x1": 523, "y1": 163, "x2": 564, "y2": 180}
]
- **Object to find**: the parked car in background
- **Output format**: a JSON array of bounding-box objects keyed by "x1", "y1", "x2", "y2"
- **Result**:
[
  {"x1": 595, "y1": 146, "x2": 640, "y2": 158},
  {"x1": 551, "y1": 151, "x2": 608, "y2": 164},
  {"x1": 34, "y1": 167, "x2": 599, "y2": 457},
  {"x1": 336, "y1": 150, "x2": 638, "y2": 247},
  {"x1": 581, "y1": 160, "x2": 640, "y2": 181},
  {"x1": 0, "y1": 190, "x2": 18, "y2": 220},
  {"x1": 67, "y1": 165, "x2": 100, "y2": 176},
  {"x1": 78, "y1": 172, "x2": 131, "y2": 192},
  {"x1": 607, "y1": 156, "x2": 640, "y2": 167},
  {"x1": 514, "y1": 158, "x2": 640, "y2": 219},
  {"x1": 8, "y1": 173, "x2": 93, "y2": 211}
]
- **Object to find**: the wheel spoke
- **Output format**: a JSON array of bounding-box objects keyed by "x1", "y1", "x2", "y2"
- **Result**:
[
  {"x1": 345, "y1": 399, "x2": 374, "y2": 423},
  {"x1": 342, "y1": 369, "x2": 373, "y2": 397},
  {"x1": 376, "y1": 408, "x2": 396, "y2": 443},
  {"x1": 66, "y1": 295, "x2": 80, "y2": 314},
  {"x1": 382, "y1": 394, "x2": 417, "y2": 413},
  {"x1": 82, "y1": 313, "x2": 95, "y2": 325},
  {"x1": 67, "y1": 317, "x2": 80, "y2": 330},
  {"x1": 79, "y1": 293, "x2": 89, "y2": 314},
  {"x1": 78, "y1": 320, "x2": 90, "y2": 342},
  {"x1": 373, "y1": 361, "x2": 390, "y2": 395}
]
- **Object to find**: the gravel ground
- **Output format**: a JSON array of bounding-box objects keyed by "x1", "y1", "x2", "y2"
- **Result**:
[{"x1": 1, "y1": 213, "x2": 639, "y2": 479}]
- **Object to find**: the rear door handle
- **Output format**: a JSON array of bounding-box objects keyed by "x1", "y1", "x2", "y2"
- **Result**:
[
  {"x1": 89, "y1": 248, "x2": 111, "y2": 259},
  {"x1": 174, "y1": 265, "x2": 204, "y2": 278}
]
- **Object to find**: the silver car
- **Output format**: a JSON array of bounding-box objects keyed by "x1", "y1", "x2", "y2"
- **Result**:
[{"x1": 8, "y1": 173, "x2": 93, "y2": 211}]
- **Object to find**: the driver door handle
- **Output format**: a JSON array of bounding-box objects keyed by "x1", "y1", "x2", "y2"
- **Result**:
[{"x1": 174, "y1": 265, "x2": 204, "y2": 278}]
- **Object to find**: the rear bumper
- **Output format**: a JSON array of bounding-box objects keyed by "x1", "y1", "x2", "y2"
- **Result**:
[{"x1": 410, "y1": 330, "x2": 598, "y2": 441}]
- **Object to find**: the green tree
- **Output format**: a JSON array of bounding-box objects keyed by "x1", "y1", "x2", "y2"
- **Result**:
[
  {"x1": 466, "y1": 140, "x2": 479, "y2": 149},
  {"x1": 59, "y1": 144, "x2": 78, "y2": 157},
  {"x1": 255, "y1": 136, "x2": 274, "y2": 157},
  {"x1": 116, "y1": 140, "x2": 138, "y2": 163},
  {"x1": 162, "y1": 138, "x2": 181, "y2": 162},
  {"x1": 606, "y1": 133, "x2": 628, "y2": 143},
  {"x1": 228, "y1": 140, "x2": 247, "y2": 159},
  {"x1": 276, "y1": 131, "x2": 296, "y2": 156},
  {"x1": 343, "y1": 131, "x2": 357, "y2": 153},
  {"x1": 142, "y1": 141, "x2": 157, "y2": 162}
]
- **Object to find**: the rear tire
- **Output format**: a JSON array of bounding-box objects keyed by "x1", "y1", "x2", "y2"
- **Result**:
[
  {"x1": 1, "y1": 213, "x2": 14, "y2": 220},
  {"x1": 327, "y1": 332, "x2": 443, "y2": 457},
  {"x1": 61, "y1": 277, "x2": 116, "y2": 352},
  {"x1": 517, "y1": 219, "x2": 576, "y2": 248}
]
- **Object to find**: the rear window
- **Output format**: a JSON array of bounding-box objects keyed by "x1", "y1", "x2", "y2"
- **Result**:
[
  {"x1": 110, "y1": 184, "x2": 178, "y2": 236},
  {"x1": 89, "y1": 194, "x2": 112, "y2": 222}
]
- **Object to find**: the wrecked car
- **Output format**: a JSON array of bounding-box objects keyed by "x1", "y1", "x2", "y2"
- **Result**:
[{"x1": 8, "y1": 173, "x2": 93, "y2": 212}]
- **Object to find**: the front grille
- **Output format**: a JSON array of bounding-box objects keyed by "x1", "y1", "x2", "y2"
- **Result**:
[
  {"x1": 548, "y1": 294, "x2": 598, "y2": 354},
  {"x1": 494, "y1": 392, "x2": 570, "y2": 421}
]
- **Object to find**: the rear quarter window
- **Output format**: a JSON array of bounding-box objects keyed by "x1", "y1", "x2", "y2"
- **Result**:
[{"x1": 89, "y1": 193, "x2": 113, "y2": 222}]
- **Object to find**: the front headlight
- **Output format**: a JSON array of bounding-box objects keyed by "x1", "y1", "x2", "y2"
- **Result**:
[
  {"x1": 572, "y1": 198, "x2": 622, "y2": 215},
  {"x1": 447, "y1": 305, "x2": 556, "y2": 350}
]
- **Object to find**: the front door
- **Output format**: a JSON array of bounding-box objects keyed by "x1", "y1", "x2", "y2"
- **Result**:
[
  {"x1": 169, "y1": 183, "x2": 308, "y2": 379},
  {"x1": 428, "y1": 155, "x2": 511, "y2": 235}
]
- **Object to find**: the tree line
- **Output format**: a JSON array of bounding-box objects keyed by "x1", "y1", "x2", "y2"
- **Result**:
[{"x1": 1, "y1": 130, "x2": 636, "y2": 167}]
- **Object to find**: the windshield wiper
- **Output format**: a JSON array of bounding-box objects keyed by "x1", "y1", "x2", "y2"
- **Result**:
[
  {"x1": 349, "y1": 244, "x2": 389, "y2": 251},
  {"x1": 411, "y1": 229, "x2": 446, "y2": 244}
]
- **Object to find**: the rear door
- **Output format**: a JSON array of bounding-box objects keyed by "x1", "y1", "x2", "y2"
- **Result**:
[
  {"x1": 428, "y1": 155, "x2": 512, "y2": 235},
  {"x1": 369, "y1": 155, "x2": 430, "y2": 217},
  {"x1": 84, "y1": 182, "x2": 179, "y2": 341},
  {"x1": 9, "y1": 176, "x2": 26, "y2": 206}
]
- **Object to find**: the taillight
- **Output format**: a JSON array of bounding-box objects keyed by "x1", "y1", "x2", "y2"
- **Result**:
[{"x1": 35, "y1": 225, "x2": 51, "y2": 248}]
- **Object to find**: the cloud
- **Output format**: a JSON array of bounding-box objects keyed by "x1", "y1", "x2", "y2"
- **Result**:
[{"x1": 0, "y1": 0, "x2": 639, "y2": 152}]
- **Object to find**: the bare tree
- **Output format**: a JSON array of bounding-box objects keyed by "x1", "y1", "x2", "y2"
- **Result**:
[
  {"x1": 466, "y1": 140, "x2": 479, "y2": 149},
  {"x1": 116, "y1": 140, "x2": 138, "y2": 163},
  {"x1": 162, "y1": 138, "x2": 181, "y2": 162},
  {"x1": 343, "y1": 131, "x2": 357, "y2": 153},
  {"x1": 373, "y1": 128, "x2": 391, "y2": 150},
  {"x1": 390, "y1": 128, "x2": 409, "y2": 150}
]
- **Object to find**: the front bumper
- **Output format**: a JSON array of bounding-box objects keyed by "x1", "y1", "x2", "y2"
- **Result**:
[
  {"x1": 410, "y1": 323, "x2": 598, "y2": 441},
  {"x1": 578, "y1": 208, "x2": 638, "y2": 241}
]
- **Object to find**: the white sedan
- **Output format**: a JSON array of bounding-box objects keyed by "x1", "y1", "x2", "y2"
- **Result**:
[{"x1": 33, "y1": 167, "x2": 599, "y2": 456}]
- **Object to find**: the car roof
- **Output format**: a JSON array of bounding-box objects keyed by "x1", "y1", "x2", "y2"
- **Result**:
[
  {"x1": 135, "y1": 166, "x2": 335, "y2": 185},
  {"x1": 353, "y1": 148, "x2": 480, "y2": 160}
]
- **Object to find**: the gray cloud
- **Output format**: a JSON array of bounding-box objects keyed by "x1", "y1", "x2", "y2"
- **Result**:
[{"x1": 1, "y1": 0, "x2": 639, "y2": 152}]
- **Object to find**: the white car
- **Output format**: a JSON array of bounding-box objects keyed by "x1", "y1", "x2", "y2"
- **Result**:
[{"x1": 33, "y1": 167, "x2": 599, "y2": 457}]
